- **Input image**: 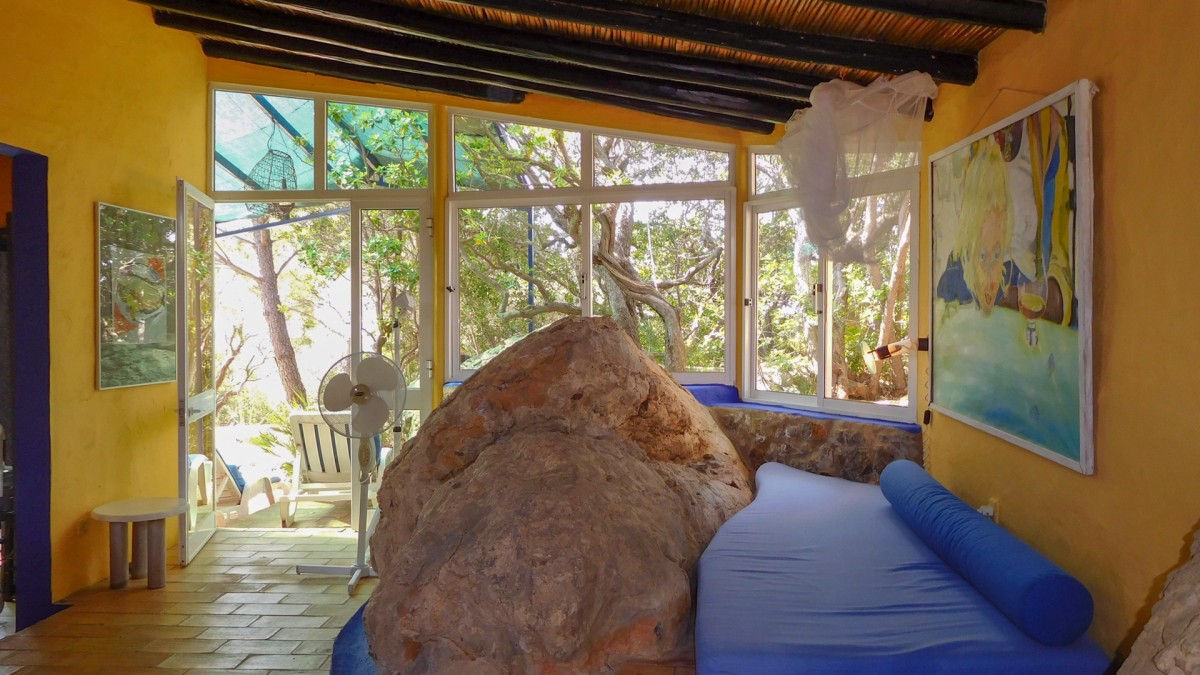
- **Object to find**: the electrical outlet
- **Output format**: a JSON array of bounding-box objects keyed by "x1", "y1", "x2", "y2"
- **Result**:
[{"x1": 977, "y1": 498, "x2": 1000, "y2": 523}]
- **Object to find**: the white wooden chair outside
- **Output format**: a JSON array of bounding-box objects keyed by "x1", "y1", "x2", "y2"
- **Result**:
[{"x1": 281, "y1": 412, "x2": 383, "y2": 528}]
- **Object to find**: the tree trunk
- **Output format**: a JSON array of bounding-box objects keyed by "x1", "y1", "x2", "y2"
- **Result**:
[
  {"x1": 594, "y1": 204, "x2": 640, "y2": 344},
  {"x1": 595, "y1": 204, "x2": 689, "y2": 370},
  {"x1": 597, "y1": 265, "x2": 639, "y2": 340},
  {"x1": 251, "y1": 229, "x2": 309, "y2": 407}
]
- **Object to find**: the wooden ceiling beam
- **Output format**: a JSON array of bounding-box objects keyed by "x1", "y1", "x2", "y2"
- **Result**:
[
  {"x1": 832, "y1": 0, "x2": 1046, "y2": 32},
  {"x1": 202, "y1": 40, "x2": 775, "y2": 133},
  {"x1": 198, "y1": 40, "x2": 524, "y2": 103},
  {"x1": 417, "y1": 0, "x2": 978, "y2": 83},
  {"x1": 147, "y1": 3, "x2": 802, "y2": 123},
  {"x1": 163, "y1": 11, "x2": 780, "y2": 130},
  {"x1": 256, "y1": 0, "x2": 827, "y2": 97}
]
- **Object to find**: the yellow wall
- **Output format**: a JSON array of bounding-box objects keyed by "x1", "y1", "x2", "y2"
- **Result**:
[
  {"x1": 920, "y1": 0, "x2": 1200, "y2": 657},
  {"x1": 208, "y1": 60, "x2": 757, "y2": 398},
  {"x1": 0, "y1": 0, "x2": 207, "y2": 599}
]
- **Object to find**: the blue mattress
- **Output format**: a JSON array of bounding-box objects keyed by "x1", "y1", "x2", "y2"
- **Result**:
[{"x1": 696, "y1": 463, "x2": 1109, "y2": 674}]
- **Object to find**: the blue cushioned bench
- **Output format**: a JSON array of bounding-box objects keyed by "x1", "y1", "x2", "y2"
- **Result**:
[{"x1": 696, "y1": 461, "x2": 1110, "y2": 674}]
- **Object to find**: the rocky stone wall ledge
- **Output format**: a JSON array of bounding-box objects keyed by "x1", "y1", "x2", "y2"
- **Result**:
[{"x1": 708, "y1": 406, "x2": 923, "y2": 485}]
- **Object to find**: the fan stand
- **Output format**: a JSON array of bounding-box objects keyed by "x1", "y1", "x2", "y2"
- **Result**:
[{"x1": 295, "y1": 437, "x2": 378, "y2": 595}]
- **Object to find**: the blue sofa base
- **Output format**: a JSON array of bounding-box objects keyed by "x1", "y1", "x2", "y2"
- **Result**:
[{"x1": 332, "y1": 604, "x2": 374, "y2": 674}]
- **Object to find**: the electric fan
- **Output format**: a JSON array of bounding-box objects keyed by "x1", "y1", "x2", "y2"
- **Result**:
[{"x1": 295, "y1": 352, "x2": 406, "y2": 594}]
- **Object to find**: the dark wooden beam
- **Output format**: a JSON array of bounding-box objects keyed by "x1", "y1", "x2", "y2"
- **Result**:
[
  {"x1": 291, "y1": 0, "x2": 977, "y2": 84},
  {"x1": 199, "y1": 40, "x2": 523, "y2": 104},
  {"x1": 149, "y1": 4, "x2": 803, "y2": 123},
  {"x1": 252, "y1": 0, "x2": 828, "y2": 97},
  {"x1": 832, "y1": 0, "x2": 1046, "y2": 32},
  {"x1": 142, "y1": 0, "x2": 819, "y2": 101},
  {"x1": 202, "y1": 41, "x2": 776, "y2": 134}
]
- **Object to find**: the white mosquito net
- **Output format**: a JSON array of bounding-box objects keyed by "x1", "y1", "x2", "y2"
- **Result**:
[{"x1": 777, "y1": 71, "x2": 938, "y2": 262}]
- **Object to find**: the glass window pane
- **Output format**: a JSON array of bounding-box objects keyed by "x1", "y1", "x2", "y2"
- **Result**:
[
  {"x1": 754, "y1": 152, "x2": 793, "y2": 194},
  {"x1": 360, "y1": 209, "x2": 422, "y2": 390},
  {"x1": 755, "y1": 208, "x2": 818, "y2": 395},
  {"x1": 453, "y1": 116, "x2": 581, "y2": 191},
  {"x1": 594, "y1": 135, "x2": 729, "y2": 186},
  {"x1": 183, "y1": 194, "x2": 215, "y2": 400},
  {"x1": 457, "y1": 206, "x2": 582, "y2": 369},
  {"x1": 828, "y1": 190, "x2": 912, "y2": 405},
  {"x1": 327, "y1": 102, "x2": 428, "y2": 189},
  {"x1": 185, "y1": 415, "x2": 216, "y2": 536},
  {"x1": 592, "y1": 200, "x2": 726, "y2": 373},
  {"x1": 213, "y1": 91, "x2": 315, "y2": 192}
]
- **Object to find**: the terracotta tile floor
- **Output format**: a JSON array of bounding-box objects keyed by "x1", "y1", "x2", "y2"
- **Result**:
[{"x1": 0, "y1": 526, "x2": 371, "y2": 673}]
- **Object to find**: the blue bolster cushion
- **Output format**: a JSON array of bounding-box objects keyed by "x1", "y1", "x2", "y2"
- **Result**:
[{"x1": 880, "y1": 460, "x2": 1094, "y2": 646}]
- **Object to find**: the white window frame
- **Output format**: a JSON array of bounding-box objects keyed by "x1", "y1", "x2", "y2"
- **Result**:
[
  {"x1": 446, "y1": 109, "x2": 736, "y2": 384},
  {"x1": 744, "y1": 147, "x2": 919, "y2": 423},
  {"x1": 207, "y1": 84, "x2": 435, "y2": 417},
  {"x1": 208, "y1": 82, "x2": 434, "y2": 203}
]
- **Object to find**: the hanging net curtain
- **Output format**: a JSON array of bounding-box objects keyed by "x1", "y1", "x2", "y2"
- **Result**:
[{"x1": 777, "y1": 71, "x2": 938, "y2": 262}]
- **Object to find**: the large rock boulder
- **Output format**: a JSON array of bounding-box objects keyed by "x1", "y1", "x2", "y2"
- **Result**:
[
  {"x1": 1120, "y1": 535, "x2": 1200, "y2": 674},
  {"x1": 366, "y1": 317, "x2": 753, "y2": 674}
]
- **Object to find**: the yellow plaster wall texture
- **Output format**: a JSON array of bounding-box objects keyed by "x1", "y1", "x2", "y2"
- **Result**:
[
  {"x1": 0, "y1": 0, "x2": 207, "y2": 599},
  {"x1": 920, "y1": 0, "x2": 1200, "y2": 657}
]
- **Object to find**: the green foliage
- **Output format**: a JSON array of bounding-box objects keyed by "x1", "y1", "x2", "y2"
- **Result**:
[
  {"x1": 754, "y1": 208, "x2": 818, "y2": 395},
  {"x1": 454, "y1": 118, "x2": 729, "y2": 373},
  {"x1": 594, "y1": 135, "x2": 729, "y2": 186},
  {"x1": 327, "y1": 103, "x2": 428, "y2": 189},
  {"x1": 217, "y1": 388, "x2": 286, "y2": 426},
  {"x1": 454, "y1": 117, "x2": 580, "y2": 190}
]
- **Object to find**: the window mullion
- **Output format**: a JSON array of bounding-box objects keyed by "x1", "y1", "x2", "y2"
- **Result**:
[
  {"x1": 314, "y1": 95, "x2": 328, "y2": 192},
  {"x1": 816, "y1": 255, "x2": 830, "y2": 409},
  {"x1": 446, "y1": 206, "x2": 463, "y2": 382},
  {"x1": 581, "y1": 204, "x2": 593, "y2": 316},
  {"x1": 743, "y1": 204, "x2": 759, "y2": 398}
]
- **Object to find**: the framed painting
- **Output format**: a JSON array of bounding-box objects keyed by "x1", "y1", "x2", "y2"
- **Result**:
[
  {"x1": 97, "y1": 202, "x2": 177, "y2": 389},
  {"x1": 929, "y1": 79, "x2": 1097, "y2": 474}
]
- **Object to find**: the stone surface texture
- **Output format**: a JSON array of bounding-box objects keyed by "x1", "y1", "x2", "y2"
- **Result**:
[
  {"x1": 366, "y1": 317, "x2": 753, "y2": 674},
  {"x1": 709, "y1": 406, "x2": 922, "y2": 484},
  {"x1": 1120, "y1": 535, "x2": 1200, "y2": 674}
]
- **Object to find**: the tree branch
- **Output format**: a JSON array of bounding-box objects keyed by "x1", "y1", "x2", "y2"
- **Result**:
[
  {"x1": 216, "y1": 245, "x2": 262, "y2": 283},
  {"x1": 499, "y1": 302, "x2": 582, "y2": 321},
  {"x1": 655, "y1": 246, "x2": 723, "y2": 290}
]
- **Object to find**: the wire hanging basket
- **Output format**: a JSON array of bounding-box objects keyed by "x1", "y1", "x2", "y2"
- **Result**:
[{"x1": 247, "y1": 126, "x2": 299, "y2": 217}]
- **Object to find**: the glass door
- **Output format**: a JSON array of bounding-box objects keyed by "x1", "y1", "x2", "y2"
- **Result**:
[
  {"x1": 177, "y1": 180, "x2": 218, "y2": 564},
  {"x1": 353, "y1": 204, "x2": 431, "y2": 521}
]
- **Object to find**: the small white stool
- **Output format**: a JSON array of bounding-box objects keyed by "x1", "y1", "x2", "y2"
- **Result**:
[{"x1": 91, "y1": 498, "x2": 188, "y2": 590}]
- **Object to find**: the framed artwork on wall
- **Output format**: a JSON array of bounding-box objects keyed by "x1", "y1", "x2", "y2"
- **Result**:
[
  {"x1": 97, "y1": 202, "x2": 177, "y2": 389},
  {"x1": 929, "y1": 79, "x2": 1097, "y2": 474}
]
